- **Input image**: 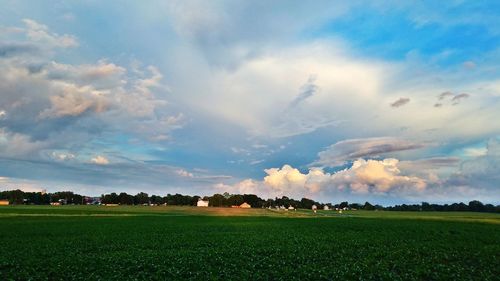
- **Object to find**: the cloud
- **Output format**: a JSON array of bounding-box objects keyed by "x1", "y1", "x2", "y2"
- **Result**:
[
  {"x1": 435, "y1": 91, "x2": 470, "y2": 107},
  {"x1": 164, "y1": 1, "x2": 353, "y2": 68},
  {"x1": 45, "y1": 60, "x2": 126, "y2": 89},
  {"x1": 459, "y1": 138, "x2": 500, "y2": 179},
  {"x1": 215, "y1": 178, "x2": 261, "y2": 195},
  {"x1": 220, "y1": 158, "x2": 429, "y2": 200},
  {"x1": 38, "y1": 84, "x2": 109, "y2": 118},
  {"x1": 331, "y1": 158, "x2": 427, "y2": 194},
  {"x1": 176, "y1": 169, "x2": 194, "y2": 178},
  {"x1": 399, "y1": 157, "x2": 460, "y2": 171},
  {"x1": 22, "y1": 19, "x2": 78, "y2": 48},
  {"x1": 451, "y1": 93, "x2": 470, "y2": 104},
  {"x1": 0, "y1": 42, "x2": 41, "y2": 58},
  {"x1": 50, "y1": 151, "x2": 76, "y2": 162},
  {"x1": 0, "y1": 128, "x2": 48, "y2": 157},
  {"x1": 90, "y1": 155, "x2": 109, "y2": 165},
  {"x1": 462, "y1": 61, "x2": 476, "y2": 70},
  {"x1": 313, "y1": 137, "x2": 425, "y2": 167},
  {"x1": 462, "y1": 147, "x2": 487, "y2": 157},
  {"x1": 0, "y1": 19, "x2": 182, "y2": 160},
  {"x1": 264, "y1": 165, "x2": 309, "y2": 193},
  {"x1": 438, "y1": 91, "x2": 454, "y2": 100},
  {"x1": 289, "y1": 75, "x2": 318, "y2": 107},
  {"x1": 390, "y1": 97, "x2": 410, "y2": 108}
]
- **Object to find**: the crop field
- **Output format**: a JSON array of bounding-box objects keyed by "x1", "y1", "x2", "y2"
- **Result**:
[{"x1": 0, "y1": 206, "x2": 499, "y2": 280}]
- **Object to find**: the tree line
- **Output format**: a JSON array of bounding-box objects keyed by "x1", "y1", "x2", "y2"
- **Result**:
[
  {"x1": 0, "y1": 190, "x2": 84, "y2": 205},
  {"x1": 0, "y1": 189, "x2": 499, "y2": 213}
]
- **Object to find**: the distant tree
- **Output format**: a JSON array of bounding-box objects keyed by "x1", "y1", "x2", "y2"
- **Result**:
[
  {"x1": 150, "y1": 195, "x2": 164, "y2": 205},
  {"x1": 349, "y1": 203, "x2": 361, "y2": 209},
  {"x1": 134, "y1": 192, "x2": 150, "y2": 205},
  {"x1": 190, "y1": 196, "x2": 201, "y2": 206},
  {"x1": 339, "y1": 201, "x2": 349, "y2": 209},
  {"x1": 421, "y1": 202, "x2": 432, "y2": 211},
  {"x1": 300, "y1": 198, "x2": 315, "y2": 209},
  {"x1": 209, "y1": 194, "x2": 226, "y2": 207},
  {"x1": 267, "y1": 199, "x2": 275, "y2": 208},
  {"x1": 101, "y1": 193, "x2": 119, "y2": 204},
  {"x1": 227, "y1": 194, "x2": 244, "y2": 206},
  {"x1": 9, "y1": 189, "x2": 24, "y2": 205},
  {"x1": 363, "y1": 202, "x2": 375, "y2": 210},
  {"x1": 208, "y1": 194, "x2": 226, "y2": 207},
  {"x1": 118, "y1": 192, "x2": 134, "y2": 205},
  {"x1": 468, "y1": 200, "x2": 485, "y2": 212},
  {"x1": 242, "y1": 194, "x2": 264, "y2": 208}
]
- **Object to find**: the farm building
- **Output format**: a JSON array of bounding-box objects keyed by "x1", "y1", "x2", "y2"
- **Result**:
[
  {"x1": 312, "y1": 205, "x2": 317, "y2": 213},
  {"x1": 0, "y1": 200, "x2": 9, "y2": 205},
  {"x1": 197, "y1": 199, "x2": 209, "y2": 207},
  {"x1": 240, "y1": 202, "x2": 251, "y2": 208},
  {"x1": 324, "y1": 205, "x2": 329, "y2": 210}
]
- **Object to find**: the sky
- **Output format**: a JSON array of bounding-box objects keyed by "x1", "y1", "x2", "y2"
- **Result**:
[{"x1": 0, "y1": 0, "x2": 499, "y2": 205}]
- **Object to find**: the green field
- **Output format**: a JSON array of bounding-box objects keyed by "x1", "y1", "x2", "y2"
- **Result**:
[{"x1": 0, "y1": 206, "x2": 499, "y2": 280}]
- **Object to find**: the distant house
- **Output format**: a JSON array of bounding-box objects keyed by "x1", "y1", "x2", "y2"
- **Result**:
[
  {"x1": 288, "y1": 206, "x2": 295, "y2": 210},
  {"x1": 0, "y1": 200, "x2": 9, "y2": 206},
  {"x1": 240, "y1": 202, "x2": 251, "y2": 208},
  {"x1": 197, "y1": 199, "x2": 209, "y2": 207},
  {"x1": 323, "y1": 205, "x2": 329, "y2": 211}
]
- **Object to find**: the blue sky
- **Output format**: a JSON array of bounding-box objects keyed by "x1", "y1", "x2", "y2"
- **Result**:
[{"x1": 0, "y1": 1, "x2": 499, "y2": 205}]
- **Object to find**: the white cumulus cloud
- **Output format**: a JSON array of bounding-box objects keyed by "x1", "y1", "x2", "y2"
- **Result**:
[{"x1": 91, "y1": 155, "x2": 109, "y2": 165}]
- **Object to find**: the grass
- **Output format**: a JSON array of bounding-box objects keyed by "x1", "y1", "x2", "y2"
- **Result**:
[{"x1": 0, "y1": 206, "x2": 499, "y2": 280}]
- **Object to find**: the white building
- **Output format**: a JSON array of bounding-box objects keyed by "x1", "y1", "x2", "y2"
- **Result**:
[
  {"x1": 240, "y1": 202, "x2": 251, "y2": 208},
  {"x1": 197, "y1": 199, "x2": 209, "y2": 207},
  {"x1": 323, "y1": 205, "x2": 329, "y2": 210}
]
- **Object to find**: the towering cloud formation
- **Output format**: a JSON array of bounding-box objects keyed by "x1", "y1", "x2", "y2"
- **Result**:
[{"x1": 221, "y1": 158, "x2": 428, "y2": 200}]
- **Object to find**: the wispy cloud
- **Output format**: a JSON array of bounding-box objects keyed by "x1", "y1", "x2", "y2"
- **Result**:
[
  {"x1": 390, "y1": 97, "x2": 410, "y2": 108},
  {"x1": 289, "y1": 75, "x2": 318, "y2": 108}
]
